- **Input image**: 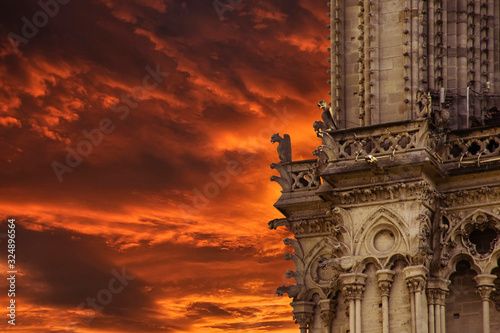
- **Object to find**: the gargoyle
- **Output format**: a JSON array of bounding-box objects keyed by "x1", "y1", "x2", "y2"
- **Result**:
[
  {"x1": 285, "y1": 270, "x2": 304, "y2": 285},
  {"x1": 268, "y1": 218, "x2": 289, "y2": 230},
  {"x1": 270, "y1": 162, "x2": 292, "y2": 191},
  {"x1": 313, "y1": 120, "x2": 328, "y2": 133},
  {"x1": 316, "y1": 130, "x2": 336, "y2": 148},
  {"x1": 318, "y1": 100, "x2": 337, "y2": 130},
  {"x1": 365, "y1": 155, "x2": 385, "y2": 174},
  {"x1": 318, "y1": 256, "x2": 354, "y2": 272},
  {"x1": 271, "y1": 133, "x2": 292, "y2": 163},
  {"x1": 270, "y1": 175, "x2": 291, "y2": 191},
  {"x1": 416, "y1": 90, "x2": 432, "y2": 118},
  {"x1": 433, "y1": 101, "x2": 450, "y2": 129},
  {"x1": 276, "y1": 284, "x2": 306, "y2": 300},
  {"x1": 316, "y1": 145, "x2": 337, "y2": 162},
  {"x1": 285, "y1": 252, "x2": 305, "y2": 272},
  {"x1": 283, "y1": 238, "x2": 304, "y2": 258}
]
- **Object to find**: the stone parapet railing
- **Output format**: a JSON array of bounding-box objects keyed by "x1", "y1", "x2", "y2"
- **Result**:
[{"x1": 270, "y1": 159, "x2": 321, "y2": 193}]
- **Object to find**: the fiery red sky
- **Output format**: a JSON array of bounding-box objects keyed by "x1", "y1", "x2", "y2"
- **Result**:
[{"x1": 0, "y1": 1, "x2": 329, "y2": 332}]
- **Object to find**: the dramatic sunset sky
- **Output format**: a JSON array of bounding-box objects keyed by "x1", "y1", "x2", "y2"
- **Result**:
[{"x1": 0, "y1": 0, "x2": 329, "y2": 331}]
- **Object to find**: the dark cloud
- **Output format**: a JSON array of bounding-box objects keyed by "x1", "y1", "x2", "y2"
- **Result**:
[{"x1": 0, "y1": 0, "x2": 327, "y2": 331}]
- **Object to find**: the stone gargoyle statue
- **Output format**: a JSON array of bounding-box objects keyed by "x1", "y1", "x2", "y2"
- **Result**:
[
  {"x1": 271, "y1": 133, "x2": 291, "y2": 163},
  {"x1": 276, "y1": 284, "x2": 306, "y2": 300},
  {"x1": 318, "y1": 256, "x2": 355, "y2": 272},
  {"x1": 316, "y1": 100, "x2": 337, "y2": 131},
  {"x1": 416, "y1": 90, "x2": 432, "y2": 119}
]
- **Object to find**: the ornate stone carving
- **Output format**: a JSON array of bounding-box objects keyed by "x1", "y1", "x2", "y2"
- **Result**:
[
  {"x1": 455, "y1": 212, "x2": 500, "y2": 258},
  {"x1": 291, "y1": 168, "x2": 320, "y2": 190},
  {"x1": 319, "y1": 299, "x2": 337, "y2": 328},
  {"x1": 364, "y1": 155, "x2": 385, "y2": 174},
  {"x1": 318, "y1": 256, "x2": 354, "y2": 272},
  {"x1": 330, "y1": 181, "x2": 437, "y2": 206},
  {"x1": 317, "y1": 100, "x2": 337, "y2": 131},
  {"x1": 376, "y1": 270, "x2": 395, "y2": 297},
  {"x1": 276, "y1": 284, "x2": 307, "y2": 301},
  {"x1": 271, "y1": 133, "x2": 291, "y2": 163},
  {"x1": 270, "y1": 160, "x2": 321, "y2": 192},
  {"x1": 285, "y1": 252, "x2": 304, "y2": 271},
  {"x1": 341, "y1": 273, "x2": 367, "y2": 302},
  {"x1": 444, "y1": 128, "x2": 500, "y2": 165},
  {"x1": 290, "y1": 301, "x2": 315, "y2": 332},
  {"x1": 378, "y1": 281, "x2": 392, "y2": 297},
  {"x1": 283, "y1": 238, "x2": 304, "y2": 259},
  {"x1": 270, "y1": 162, "x2": 292, "y2": 191},
  {"x1": 406, "y1": 276, "x2": 426, "y2": 293},
  {"x1": 477, "y1": 286, "x2": 495, "y2": 301},
  {"x1": 268, "y1": 218, "x2": 289, "y2": 230},
  {"x1": 416, "y1": 90, "x2": 432, "y2": 118},
  {"x1": 289, "y1": 218, "x2": 340, "y2": 237},
  {"x1": 403, "y1": 265, "x2": 428, "y2": 293},
  {"x1": 474, "y1": 274, "x2": 497, "y2": 302},
  {"x1": 343, "y1": 284, "x2": 364, "y2": 300},
  {"x1": 442, "y1": 186, "x2": 500, "y2": 208},
  {"x1": 426, "y1": 288, "x2": 448, "y2": 306}
]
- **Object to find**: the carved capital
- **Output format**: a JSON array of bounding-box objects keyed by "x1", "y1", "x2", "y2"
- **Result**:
[
  {"x1": 290, "y1": 301, "x2": 315, "y2": 330},
  {"x1": 426, "y1": 289, "x2": 436, "y2": 304},
  {"x1": 340, "y1": 273, "x2": 367, "y2": 300},
  {"x1": 427, "y1": 288, "x2": 448, "y2": 305},
  {"x1": 319, "y1": 299, "x2": 337, "y2": 327},
  {"x1": 343, "y1": 284, "x2": 365, "y2": 300},
  {"x1": 376, "y1": 269, "x2": 395, "y2": 297},
  {"x1": 293, "y1": 312, "x2": 312, "y2": 329},
  {"x1": 378, "y1": 281, "x2": 392, "y2": 297},
  {"x1": 406, "y1": 276, "x2": 427, "y2": 293},
  {"x1": 427, "y1": 278, "x2": 450, "y2": 305},
  {"x1": 403, "y1": 265, "x2": 428, "y2": 293},
  {"x1": 477, "y1": 286, "x2": 496, "y2": 301},
  {"x1": 474, "y1": 274, "x2": 497, "y2": 301}
]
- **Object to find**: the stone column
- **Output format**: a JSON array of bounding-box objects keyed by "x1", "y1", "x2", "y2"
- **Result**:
[
  {"x1": 473, "y1": 274, "x2": 497, "y2": 333},
  {"x1": 427, "y1": 290, "x2": 435, "y2": 333},
  {"x1": 426, "y1": 279, "x2": 450, "y2": 333},
  {"x1": 404, "y1": 265, "x2": 429, "y2": 333},
  {"x1": 319, "y1": 299, "x2": 336, "y2": 333},
  {"x1": 341, "y1": 273, "x2": 367, "y2": 333},
  {"x1": 290, "y1": 301, "x2": 315, "y2": 333},
  {"x1": 376, "y1": 269, "x2": 395, "y2": 333}
]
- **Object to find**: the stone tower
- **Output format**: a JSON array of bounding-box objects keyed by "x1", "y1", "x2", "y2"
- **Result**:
[{"x1": 269, "y1": 1, "x2": 500, "y2": 333}]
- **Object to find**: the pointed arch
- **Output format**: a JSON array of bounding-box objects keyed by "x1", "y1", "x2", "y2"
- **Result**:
[
  {"x1": 442, "y1": 253, "x2": 482, "y2": 280},
  {"x1": 354, "y1": 207, "x2": 410, "y2": 257},
  {"x1": 385, "y1": 252, "x2": 410, "y2": 270},
  {"x1": 354, "y1": 256, "x2": 383, "y2": 273}
]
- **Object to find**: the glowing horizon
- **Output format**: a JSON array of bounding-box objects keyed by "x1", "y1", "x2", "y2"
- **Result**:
[{"x1": 0, "y1": 0, "x2": 329, "y2": 331}]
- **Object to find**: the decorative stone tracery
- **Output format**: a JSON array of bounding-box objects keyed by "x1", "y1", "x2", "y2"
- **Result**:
[{"x1": 269, "y1": 2, "x2": 500, "y2": 332}]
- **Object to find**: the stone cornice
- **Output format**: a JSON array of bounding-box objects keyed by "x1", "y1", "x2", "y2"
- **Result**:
[
  {"x1": 441, "y1": 186, "x2": 500, "y2": 208},
  {"x1": 328, "y1": 181, "x2": 438, "y2": 207},
  {"x1": 289, "y1": 216, "x2": 342, "y2": 239}
]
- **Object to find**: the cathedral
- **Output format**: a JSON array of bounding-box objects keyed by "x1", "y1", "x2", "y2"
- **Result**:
[{"x1": 269, "y1": 1, "x2": 500, "y2": 333}]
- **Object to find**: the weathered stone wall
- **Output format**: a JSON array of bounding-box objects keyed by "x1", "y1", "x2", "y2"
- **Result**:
[
  {"x1": 361, "y1": 264, "x2": 383, "y2": 333},
  {"x1": 330, "y1": 0, "x2": 500, "y2": 129},
  {"x1": 389, "y1": 261, "x2": 412, "y2": 333},
  {"x1": 270, "y1": 2, "x2": 500, "y2": 332},
  {"x1": 445, "y1": 262, "x2": 482, "y2": 333}
]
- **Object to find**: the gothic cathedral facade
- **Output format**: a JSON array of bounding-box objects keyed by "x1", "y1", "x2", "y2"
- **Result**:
[{"x1": 269, "y1": 1, "x2": 500, "y2": 333}]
